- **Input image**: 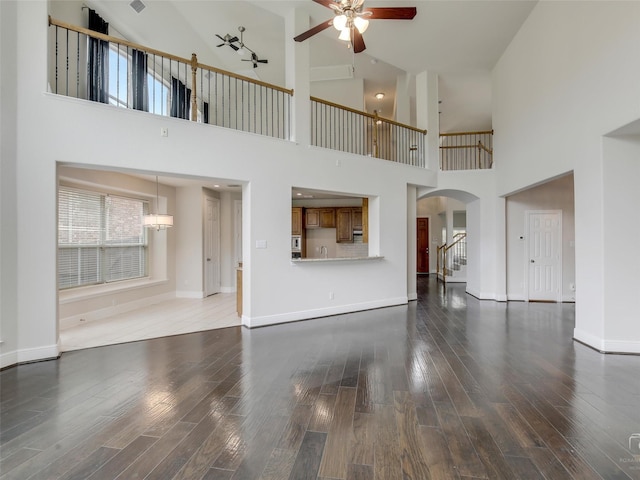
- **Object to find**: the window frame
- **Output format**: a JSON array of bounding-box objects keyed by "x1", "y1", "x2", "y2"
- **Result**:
[{"x1": 58, "y1": 185, "x2": 149, "y2": 290}]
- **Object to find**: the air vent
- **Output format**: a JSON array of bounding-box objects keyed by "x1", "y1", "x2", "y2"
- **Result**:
[{"x1": 129, "y1": 0, "x2": 146, "y2": 13}]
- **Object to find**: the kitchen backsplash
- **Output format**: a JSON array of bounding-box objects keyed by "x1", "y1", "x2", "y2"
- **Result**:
[{"x1": 336, "y1": 243, "x2": 369, "y2": 258}]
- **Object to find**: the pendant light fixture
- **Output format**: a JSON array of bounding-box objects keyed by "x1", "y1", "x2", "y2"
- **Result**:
[{"x1": 144, "y1": 176, "x2": 173, "y2": 231}]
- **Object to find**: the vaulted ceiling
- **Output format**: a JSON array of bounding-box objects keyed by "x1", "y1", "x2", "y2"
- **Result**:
[{"x1": 86, "y1": 0, "x2": 537, "y2": 132}]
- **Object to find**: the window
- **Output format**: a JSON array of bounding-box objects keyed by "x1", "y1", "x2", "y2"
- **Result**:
[
  {"x1": 58, "y1": 187, "x2": 148, "y2": 289},
  {"x1": 108, "y1": 46, "x2": 170, "y2": 115}
]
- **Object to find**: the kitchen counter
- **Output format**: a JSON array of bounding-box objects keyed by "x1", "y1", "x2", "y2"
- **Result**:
[{"x1": 291, "y1": 255, "x2": 384, "y2": 263}]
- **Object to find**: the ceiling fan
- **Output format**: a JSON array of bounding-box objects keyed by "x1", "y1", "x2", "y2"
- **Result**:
[
  {"x1": 243, "y1": 52, "x2": 269, "y2": 68},
  {"x1": 293, "y1": 0, "x2": 417, "y2": 53},
  {"x1": 215, "y1": 33, "x2": 239, "y2": 51}
]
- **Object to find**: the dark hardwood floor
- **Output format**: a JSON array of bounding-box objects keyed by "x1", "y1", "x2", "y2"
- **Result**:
[{"x1": 2, "y1": 277, "x2": 640, "y2": 479}]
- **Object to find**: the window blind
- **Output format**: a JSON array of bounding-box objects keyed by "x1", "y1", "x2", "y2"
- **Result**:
[{"x1": 58, "y1": 187, "x2": 147, "y2": 289}]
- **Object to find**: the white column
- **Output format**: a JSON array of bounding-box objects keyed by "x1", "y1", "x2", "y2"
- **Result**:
[
  {"x1": 407, "y1": 185, "x2": 417, "y2": 301},
  {"x1": 395, "y1": 73, "x2": 411, "y2": 125},
  {"x1": 284, "y1": 8, "x2": 311, "y2": 146},
  {"x1": 415, "y1": 71, "x2": 439, "y2": 171}
]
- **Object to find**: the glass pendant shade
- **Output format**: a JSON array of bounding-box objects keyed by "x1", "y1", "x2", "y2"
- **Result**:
[
  {"x1": 333, "y1": 14, "x2": 347, "y2": 31},
  {"x1": 144, "y1": 214, "x2": 173, "y2": 230},
  {"x1": 338, "y1": 27, "x2": 351, "y2": 41},
  {"x1": 354, "y1": 16, "x2": 369, "y2": 33},
  {"x1": 144, "y1": 176, "x2": 174, "y2": 231}
]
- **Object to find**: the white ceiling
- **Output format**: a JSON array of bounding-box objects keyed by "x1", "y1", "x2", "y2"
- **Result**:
[{"x1": 86, "y1": 0, "x2": 536, "y2": 133}]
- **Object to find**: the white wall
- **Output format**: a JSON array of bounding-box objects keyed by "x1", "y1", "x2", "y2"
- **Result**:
[
  {"x1": 493, "y1": 1, "x2": 640, "y2": 352},
  {"x1": 0, "y1": 0, "x2": 19, "y2": 364},
  {"x1": 311, "y1": 78, "x2": 364, "y2": 111},
  {"x1": 506, "y1": 174, "x2": 575, "y2": 302},
  {"x1": 602, "y1": 134, "x2": 640, "y2": 352},
  {"x1": 0, "y1": 0, "x2": 437, "y2": 367}
]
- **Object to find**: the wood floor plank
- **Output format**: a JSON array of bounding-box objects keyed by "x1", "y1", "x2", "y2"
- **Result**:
[
  {"x1": 114, "y1": 421, "x2": 197, "y2": 480},
  {"x1": 373, "y1": 404, "x2": 402, "y2": 480},
  {"x1": 287, "y1": 431, "x2": 327, "y2": 480},
  {"x1": 318, "y1": 387, "x2": 357, "y2": 479},
  {"x1": 418, "y1": 426, "x2": 459, "y2": 480},
  {"x1": 433, "y1": 400, "x2": 487, "y2": 478},
  {"x1": 259, "y1": 448, "x2": 298, "y2": 480},
  {"x1": 346, "y1": 463, "x2": 374, "y2": 480},
  {"x1": 86, "y1": 435, "x2": 158, "y2": 480},
  {"x1": 349, "y1": 412, "x2": 375, "y2": 466},
  {"x1": 308, "y1": 393, "x2": 337, "y2": 433},
  {"x1": 394, "y1": 390, "x2": 432, "y2": 479},
  {"x1": 461, "y1": 416, "x2": 518, "y2": 480}
]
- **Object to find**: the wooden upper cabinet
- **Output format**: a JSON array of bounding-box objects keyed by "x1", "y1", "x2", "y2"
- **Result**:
[
  {"x1": 336, "y1": 207, "x2": 363, "y2": 242},
  {"x1": 319, "y1": 208, "x2": 336, "y2": 228},
  {"x1": 292, "y1": 207, "x2": 302, "y2": 235},
  {"x1": 336, "y1": 208, "x2": 353, "y2": 243},
  {"x1": 352, "y1": 208, "x2": 363, "y2": 230},
  {"x1": 305, "y1": 208, "x2": 335, "y2": 229}
]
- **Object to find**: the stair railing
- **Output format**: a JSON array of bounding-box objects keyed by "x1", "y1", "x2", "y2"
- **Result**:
[
  {"x1": 440, "y1": 130, "x2": 493, "y2": 170},
  {"x1": 436, "y1": 233, "x2": 467, "y2": 283}
]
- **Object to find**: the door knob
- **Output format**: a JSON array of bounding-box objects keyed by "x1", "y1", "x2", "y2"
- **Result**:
[
  {"x1": 207, "y1": 258, "x2": 211, "y2": 261},
  {"x1": 530, "y1": 259, "x2": 535, "y2": 263}
]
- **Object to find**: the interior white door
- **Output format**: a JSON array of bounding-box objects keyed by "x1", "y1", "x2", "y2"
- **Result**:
[
  {"x1": 204, "y1": 196, "x2": 220, "y2": 297},
  {"x1": 527, "y1": 211, "x2": 561, "y2": 302}
]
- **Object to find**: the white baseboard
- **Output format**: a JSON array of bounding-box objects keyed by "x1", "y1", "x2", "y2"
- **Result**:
[
  {"x1": 408, "y1": 292, "x2": 418, "y2": 301},
  {"x1": 574, "y1": 328, "x2": 640, "y2": 354},
  {"x1": 175, "y1": 291, "x2": 205, "y2": 299},
  {"x1": 60, "y1": 292, "x2": 176, "y2": 329},
  {"x1": 1, "y1": 344, "x2": 59, "y2": 370},
  {"x1": 220, "y1": 286, "x2": 236, "y2": 294},
  {"x1": 562, "y1": 294, "x2": 576, "y2": 302},
  {"x1": 245, "y1": 296, "x2": 409, "y2": 328},
  {"x1": 507, "y1": 294, "x2": 526, "y2": 301}
]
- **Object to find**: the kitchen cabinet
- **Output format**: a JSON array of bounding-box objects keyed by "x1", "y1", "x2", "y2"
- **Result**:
[
  {"x1": 292, "y1": 207, "x2": 303, "y2": 235},
  {"x1": 336, "y1": 207, "x2": 363, "y2": 243},
  {"x1": 305, "y1": 208, "x2": 335, "y2": 229}
]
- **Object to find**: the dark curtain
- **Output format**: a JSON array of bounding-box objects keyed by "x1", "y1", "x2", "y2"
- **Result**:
[
  {"x1": 203, "y1": 101, "x2": 209, "y2": 124},
  {"x1": 170, "y1": 77, "x2": 191, "y2": 120},
  {"x1": 87, "y1": 9, "x2": 109, "y2": 103},
  {"x1": 131, "y1": 49, "x2": 148, "y2": 111}
]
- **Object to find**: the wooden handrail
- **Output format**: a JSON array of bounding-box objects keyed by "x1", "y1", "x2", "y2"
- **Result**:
[
  {"x1": 478, "y1": 141, "x2": 493, "y2": 155},
  {"x1": 440, "y1": 130, "x2": 494, "y2": 136},
  {"x1": 48, "y1": 16, "x2": 293, "y2": 95},
  {"x1": 311, "y1": 96, "x2": 427, "y2": 135},
  {"x1": 444, "y1": 233, "x2": 466, "y2": 253}
]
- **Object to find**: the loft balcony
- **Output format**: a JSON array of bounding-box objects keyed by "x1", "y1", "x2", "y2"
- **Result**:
[{"x1": 48, "y1": 17, "x2": 492, "y2": 172}]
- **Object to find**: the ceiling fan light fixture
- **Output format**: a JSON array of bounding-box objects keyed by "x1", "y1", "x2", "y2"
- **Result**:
[
  {"x1": 237, "y1": 46, "x2": 246, "y2": 56},
  {"x1": 334, "y1": 14, "x2": 348, "y2": 31},
  {"x1": 375, "y1": 92, "x2": 385, "y2": 100},
  {"x1": 338, "y1": 27, "x2": 351, "y2": 41},
  {"x1": 354, "y1": 16, "x2": 369, "y2": 33}
]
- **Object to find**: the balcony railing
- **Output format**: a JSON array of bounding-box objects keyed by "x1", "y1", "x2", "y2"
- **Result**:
[
  {"x1": 440, "y1": 130, "x2": 493, "y2": 171},
  {"x1": 48, "y1": 17, "x2": 429, "y2": 167},
  {"x1": 311, "y1": 97, "x2": 427, "y2": 167},
  {"x1": 48, "y1": 16, "x2": 292, "y2": 140}
]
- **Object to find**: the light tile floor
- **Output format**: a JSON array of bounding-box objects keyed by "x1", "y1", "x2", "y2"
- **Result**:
[{"x1": 60, "y1": 293, "x2": 240, "y2": 352}]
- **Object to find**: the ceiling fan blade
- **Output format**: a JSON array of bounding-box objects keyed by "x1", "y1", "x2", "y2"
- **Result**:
[
  {"x1": 352, "y1": 29, "x2": 366, "y2": 53},
  {"x1": 258, "y1": 59, "x2": 268, "y2": 64},
  {"x1": 228, "y1": 36, "x2": 239, "y2": 43},
  {"x1": 313, "y1": 0, "x2": 337, "y2": 8},
  {"x1": 216, "y1": 43, "x2": 225, "y2": 48},
  {"x1": 215, "y1": 34, "x2": 226, "y2": 41},
  {"x1": 229, "y1": 44, "x2": 239, "y2": 51},
  {"x1": 365, "y1": 7, "x2": 417, "y2": 20},
  {"x1": 294, "y1": 19, "x2": 333, "y2": 42}
]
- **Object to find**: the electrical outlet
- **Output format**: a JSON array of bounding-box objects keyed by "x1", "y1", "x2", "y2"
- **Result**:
[
  {"x1": 329, "y1": 292, "x2": 334, "y2": 300},
  {"x1": 160, "y1": 127, "x2": 168, "y2": 137}
]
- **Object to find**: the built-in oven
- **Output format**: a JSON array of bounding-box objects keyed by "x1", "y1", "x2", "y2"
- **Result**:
[{"x1": 291, "y1": 235, "x2": 301, "y2": 251}]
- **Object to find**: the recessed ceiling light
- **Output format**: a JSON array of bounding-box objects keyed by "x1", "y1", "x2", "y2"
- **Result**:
[
  {"x1": 213, "y1": 184, "x2": 221, "y2": 188},
  {"x1": 375, "y1": 92, "x2": 385, "y2": 100},
  {"x1": 296, "y1": 192, "x2": 302, "y2": 196}
]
